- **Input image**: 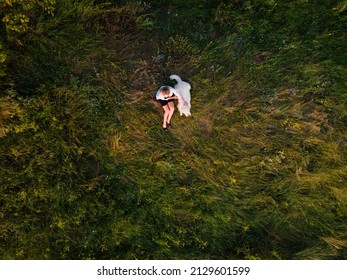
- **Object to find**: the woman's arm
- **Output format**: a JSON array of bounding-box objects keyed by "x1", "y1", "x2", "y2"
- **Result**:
[
  {"x1": 167, "y1": 95, "x2": 188, "y2": 105},
  {"x1": 168, "y1": 88, "x2": 188, "y2": 105}
]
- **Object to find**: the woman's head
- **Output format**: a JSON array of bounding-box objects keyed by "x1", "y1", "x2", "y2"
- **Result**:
[{"x1": 161, "y1": 87, "x2": 170, "y2": 97}]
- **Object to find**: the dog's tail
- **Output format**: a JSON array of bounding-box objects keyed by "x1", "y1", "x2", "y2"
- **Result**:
[{"x1": 169, "y1": 74, "x2": 182, "y2": 82}]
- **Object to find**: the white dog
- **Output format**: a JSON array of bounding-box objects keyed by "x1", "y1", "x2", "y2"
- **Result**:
[{"x1": 170, "y1": 74, "x2": 191, "y2": 117}]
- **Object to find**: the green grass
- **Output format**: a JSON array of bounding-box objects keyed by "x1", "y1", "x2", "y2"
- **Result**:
[{"x1": 1, "y1": 0, "x2": 347, "y2": 260}]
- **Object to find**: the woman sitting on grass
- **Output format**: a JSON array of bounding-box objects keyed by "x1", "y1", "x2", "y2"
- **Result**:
[{"x1": 155, "y1": 86, "x2": 187, "y2": 131}]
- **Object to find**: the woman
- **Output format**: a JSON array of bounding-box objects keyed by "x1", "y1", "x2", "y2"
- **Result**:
[{"x1": 155, "y1": 86, "x2": 186, "y2": 131}]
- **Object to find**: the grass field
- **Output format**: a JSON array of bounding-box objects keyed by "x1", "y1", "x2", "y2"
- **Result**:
[{"x1": 1, "y1": 0, "x2": 346, "y2": 259}]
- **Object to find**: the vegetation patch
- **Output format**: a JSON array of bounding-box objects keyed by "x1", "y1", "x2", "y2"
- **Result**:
[{"x1": 1, "y1": 0, "x2": 346, "y2": 259}]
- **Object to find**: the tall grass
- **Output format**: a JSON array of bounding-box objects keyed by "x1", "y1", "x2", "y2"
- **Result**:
[{"x1": 1, "y1": 0, "x2": 346, "y2": 259}]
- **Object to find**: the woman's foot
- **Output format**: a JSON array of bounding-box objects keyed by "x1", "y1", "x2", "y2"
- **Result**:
[
  {"x1": 167, "y1": 122, "x2": 171, "y2": 128},
  {"x1": 163, "y1": 127, "x2": 168, "y2": 131}
]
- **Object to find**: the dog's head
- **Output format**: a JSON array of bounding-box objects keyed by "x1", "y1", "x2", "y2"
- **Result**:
[{"x1": 169, "y1": 74, "x2": 182, "y2": 82}]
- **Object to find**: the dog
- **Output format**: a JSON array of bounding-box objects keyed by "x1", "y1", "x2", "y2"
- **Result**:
[{"x1": 169, "y1": 74, "x2": 191, "y2": 117}]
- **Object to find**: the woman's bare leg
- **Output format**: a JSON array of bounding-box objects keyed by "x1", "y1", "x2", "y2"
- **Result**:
[
  {"x1": 167, "y1": 101, "x2": 175, "y2": 125},
  {"x1": 162, "y1": 105, "x2": 170, "y2": 128}
]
